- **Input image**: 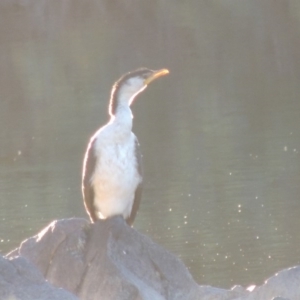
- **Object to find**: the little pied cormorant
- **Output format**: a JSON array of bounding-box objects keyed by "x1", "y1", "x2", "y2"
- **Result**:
[{"x1": 82, "y1": 68, "x2": 169, "y2": 225}]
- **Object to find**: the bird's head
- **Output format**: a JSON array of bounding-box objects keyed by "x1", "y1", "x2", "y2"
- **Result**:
[{"x1": 109, "y1": 68, "x2": 169, "y2": 116}]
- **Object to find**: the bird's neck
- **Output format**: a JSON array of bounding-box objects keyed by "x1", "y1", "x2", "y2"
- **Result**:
[
  {"x1": 109, "y1": 84, "x2": 145, "y2": 118},
  {"x1": 109, "y1": 88, "x2": 135, "y2": 130},
  {"x1": 110, "y1": 104, "x2": 133, "y2": 131}
]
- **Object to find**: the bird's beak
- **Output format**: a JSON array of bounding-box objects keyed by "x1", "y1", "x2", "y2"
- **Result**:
[{"x1": 144, "y1": 69, "x2": 169, "y2": 85}]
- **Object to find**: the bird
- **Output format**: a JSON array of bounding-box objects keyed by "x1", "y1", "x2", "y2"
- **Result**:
[{"x1": 82, "y1": 68, "x2": 169, "y2": 226}]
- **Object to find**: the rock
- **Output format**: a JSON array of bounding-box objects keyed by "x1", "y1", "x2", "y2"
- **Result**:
[
  {"x1": 234, "y1": 266, "x2": 300, "y2": 300},
  {"x1": 7, "y1": 217, "x2": 202, "y2": 300},
  {"x1": 0, "y1": 254, "x2": 78, "y2": 300},
  {"x1": 8, "y1": 218, "x2": 88, "y2": 293},
  {"x1": 5, "y1": 217, "x2": 300, "y2": 300}
]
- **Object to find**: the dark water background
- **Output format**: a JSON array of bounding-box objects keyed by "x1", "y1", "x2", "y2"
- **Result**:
[{"x1": 1, "y1": 0, "x2": 300, "y2": 289}]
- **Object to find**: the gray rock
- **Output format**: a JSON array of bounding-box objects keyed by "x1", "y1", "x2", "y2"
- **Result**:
[
  {"x1": 234, "y1": 266, "x2": 300, "y2": 300},
  {"x1": 5, "y1": 217, "x2": 300, "y2": 300},
  {"x1": 0, "y1": 254, "x2": 78, "y2": 300},
  {"x1": 8, "y1": 217, "x2": 203, "y2": 300}
]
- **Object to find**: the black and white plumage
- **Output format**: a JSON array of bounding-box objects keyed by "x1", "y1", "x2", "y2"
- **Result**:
[{"x1": 82, "y1": 68, "x2": 169, "y2": 226}]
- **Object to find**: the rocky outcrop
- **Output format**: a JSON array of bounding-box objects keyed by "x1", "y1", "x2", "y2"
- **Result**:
[
  {"x1": 7, "y1": 217, "x2": 204, "y2": 300},
  {"x1": 5, "y1": 217, "x2": 300, "y2": 300},
  {"x1": 233, "y1": 266, "x2": 300, "y2": 300},
  {"x1": 0, "y1": 254, "x2": 78, "y2": 300}
]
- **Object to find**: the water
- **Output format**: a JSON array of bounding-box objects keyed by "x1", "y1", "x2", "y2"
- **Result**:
[{"x1": 1, "y1": 0, "x2": 300, "y2": 289}]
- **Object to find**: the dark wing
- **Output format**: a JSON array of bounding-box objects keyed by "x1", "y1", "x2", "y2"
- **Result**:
[
  {"x1": 126, "y1": 137, "x2": 143, "y2": 226},
  {"x1": 82, "y1": 136, "x2": 98, "y2": 222}
]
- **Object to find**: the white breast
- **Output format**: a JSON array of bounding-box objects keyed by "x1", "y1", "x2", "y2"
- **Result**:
[{"x1": 91, "y1": 126, "x2": 141, "y2": 220}]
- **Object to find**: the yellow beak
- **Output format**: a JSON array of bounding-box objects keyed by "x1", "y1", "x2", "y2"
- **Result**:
[{"x1": 144, "y1": 69, "x2": 169, "y2": 85}]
